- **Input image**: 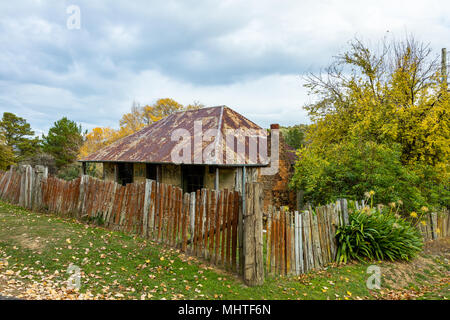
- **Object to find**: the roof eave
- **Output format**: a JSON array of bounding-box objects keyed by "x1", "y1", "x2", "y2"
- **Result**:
[{"x1": 78, "y1": 159, "x2": 269, "y2": 167}]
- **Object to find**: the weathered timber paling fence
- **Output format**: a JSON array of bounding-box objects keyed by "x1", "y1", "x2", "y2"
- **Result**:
[
  {"x1": 2, "y1": 166, "x2": 447, "y2": 283},
  {"x1": 0, "y1": 166, "x2": 246, "y2": 277},
  {"x1": 266, "y1": 199, "x2": 349, "y2": 276},
  {"x1": 418, "y1": 211, "x2": 449, "y2": 241},
  {"x1": 265, "y1": 199, "x2": 450, "y2": 276}
]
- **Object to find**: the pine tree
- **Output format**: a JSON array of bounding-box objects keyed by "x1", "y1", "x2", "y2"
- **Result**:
[
  {"x1": 0, "y1": 112, "x2": 40, "y2": 162},
  {"x1": 42, "y1": 117, "x2": 83, "y2": 168}
]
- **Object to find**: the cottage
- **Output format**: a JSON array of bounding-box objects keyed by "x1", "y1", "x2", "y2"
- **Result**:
[{"x1": 79, "y1": 106, "x2": 296, "y2": 209}]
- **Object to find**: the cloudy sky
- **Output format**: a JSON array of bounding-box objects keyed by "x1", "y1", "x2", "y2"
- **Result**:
[{"x1": 1, "y1": 0, "x2": 449, "y2": 135}]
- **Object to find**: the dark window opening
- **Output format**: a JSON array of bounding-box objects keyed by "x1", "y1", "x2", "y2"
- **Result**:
[
  {"x1": 182, "y1": 165, "x2": 205, "y2": 193},
  {"x1": 117, "y1": 163, "x2": 133, "y2": 186},
  {"x1": 146, "y1": 163, "x2": 157, "y2": 180}
]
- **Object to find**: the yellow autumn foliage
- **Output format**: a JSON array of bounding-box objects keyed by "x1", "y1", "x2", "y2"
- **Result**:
[
  {"x1": 293, "y1": 36, "x2": 449, "y2": 211},
  {"x1": 304, "y1": 37, "x2": 449, "y2": 172}
]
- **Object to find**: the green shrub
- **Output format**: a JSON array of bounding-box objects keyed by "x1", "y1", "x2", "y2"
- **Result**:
[
  {"x1": 57, "y1": 163, "x2": 81, "y2": 181},
  {"x1": 336, "y1": 206, "x2": 423, "y2": 263},
  {"x1": 290, "y1": 139, "x2": 447, "y2": 213}
]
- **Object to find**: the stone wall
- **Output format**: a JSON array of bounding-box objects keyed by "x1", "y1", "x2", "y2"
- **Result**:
[
  {"x1": 133, "y1": 163, "x2": 147, "y2": 183},
  {"x1": 204, "y1": 166, "x2": 237, "y2": 190},
  {"x1": 161, "y1": 164, "x2": 182, "y2": 187},
  {"x1": 219, "y1": 167, "x2": 236, "y2": 190}
]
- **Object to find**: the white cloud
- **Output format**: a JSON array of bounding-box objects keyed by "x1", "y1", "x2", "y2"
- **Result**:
[
  {"x1": 129, "y1": 70, "x2": 310, "y2": 127},
  {"x1": 0, "y1": 0, "x2": 448, "y2": 134}
]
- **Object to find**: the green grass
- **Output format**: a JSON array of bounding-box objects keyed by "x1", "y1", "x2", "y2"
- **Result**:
[{"x1": 0, "y1": 201, "x2": 447, "y2": 300}]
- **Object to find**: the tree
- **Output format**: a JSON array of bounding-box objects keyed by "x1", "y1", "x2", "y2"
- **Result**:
[
  {"x1": 42, "y1": 117, "x2": 83, "y2": 168},
  {"x1": 291, "y1": 140, "x2": 427, "y2": 212},
  {"x1": 0, "y1": 112, "x2": 41, "y2": 161},
  {"x1": 120, "y1": 98, "x2": 204, "y2": 133},
  {"x1": 142, "y1": 98, "x2": 185, "y2": 123},
  {"x1": 120, "y1": 101, "x2": 147, "y2": 133},
  {"x1": 80, "y1": 98, "x2": 205, "y2": 158},
  {"x1": 303, "y1": 36, "x2": 449, "y2": 167},
  {"x1": 293, "y1": 35, "x2": 449, "y2": 212},
  {"x1": 185, "y1": 100, "x2": 206, "y2": 110},
  {"x1": 281, "y1": 125, "x2": 308, "y2": 150},
  {"x1": 79, "y1": 127, "x2": 125, "y2": 159},
  {"x1": 0, "y1": 135, "x2": 14, "y2": 170}
]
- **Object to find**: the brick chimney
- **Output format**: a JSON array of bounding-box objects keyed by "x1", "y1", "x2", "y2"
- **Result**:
[
  {"x1": 266, "y1": 124, "x2": 281, "y2": 163},
  {"x1": 270, "y1": 123, "x2": 280, "y2": 130}
]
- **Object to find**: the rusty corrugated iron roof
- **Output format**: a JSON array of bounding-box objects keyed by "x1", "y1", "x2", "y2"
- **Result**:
[{"x1": 80, "y1": 106, "x2": 269, "y2": 166}]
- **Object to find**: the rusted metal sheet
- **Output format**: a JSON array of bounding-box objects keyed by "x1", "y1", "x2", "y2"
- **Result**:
[{"x1": 80, "y1": 106, "x2": 269, "y2": 166}]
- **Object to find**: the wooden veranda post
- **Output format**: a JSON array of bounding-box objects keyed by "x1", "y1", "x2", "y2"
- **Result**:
[{"x1": 243, "y1": 182, "x2": 264, "y2": 286}]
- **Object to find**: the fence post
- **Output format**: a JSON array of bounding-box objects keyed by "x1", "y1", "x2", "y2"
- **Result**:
[
  {"x1": 32, "y1": 165, "x2": 48, "y2": 211},
  {"x1": 2, "y1": 166, "x2": 15, "y2": 199},
  {"x1": 430, "y1": 212, "x2": 438, "y2": 240},
  {"x1": 338, "y1": 199, "x2": 349, "y2": 226},
  {"x1": 266, "y1": 208, "x2": 272, "y2": 274},
  {"x1": 77, "y1": 175, "x2": 88, "y2": 217},
  {"x1": 26, "y1": 165, "x2": 33, "y2": 209},
  {"x1": 18, "y1": 165, "x2": 33, "y2": 209},
  {"x1": 0, "y1": 170, "x2": 8, "y2": 198},
  {"x1": 446, "y1": 209, "x2": 449, "y2": 238},
  {"x1": 243, "y1": 182, "x2": 264, "y2": 286},
  {"x1": 142, "y1": 179, "x2": 152, "y2": 238},
  {"x1": 18, "y1": 165, "x2": 26, "y2": 207},
  {"x1": 294, "y1": 211, "x2": 301, "y2": 275},
  {"x1": 189, "y1": 191, "x2": 196, "y2": 242}
]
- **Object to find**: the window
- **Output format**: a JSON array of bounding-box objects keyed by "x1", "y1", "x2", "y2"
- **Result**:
[
  {"x1": 182, "y1": 165, "x2": 205, "y2": 193},
  {"x1": 117, "y1": 163, "x2": 133, "y2": 186},
  {"x1": 146, "y1": 163, "x2": 157, "y2": 180}
]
